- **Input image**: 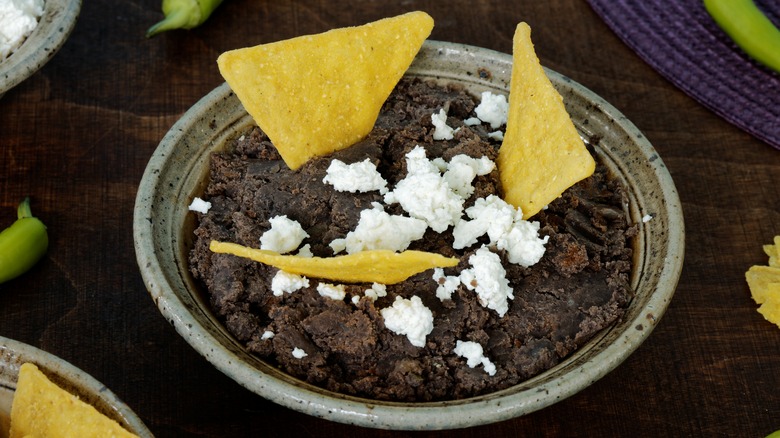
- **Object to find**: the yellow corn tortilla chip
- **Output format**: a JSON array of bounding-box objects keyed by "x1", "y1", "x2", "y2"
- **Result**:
[
  {"x1": 9, "y1": 363, "x2": 138, "y2": 438},
  {"x1": 764, "y1": 235, "x2": 780, "y2": 267},
  {"x1": 758, "y1": 293, "x2": 780, "y2": 328},
  {"x1": 217, "y1": 11, "x2": 434, "y2": 170},
  {"x1": 745, "y1": 265, "x2": 780, "y2": 304},
  {"x1": 210, "y1": 240, "x2": 457, "y2": 285},
  {"x1": 497, "y1": 22, "x2": 595, "y2": 220}
]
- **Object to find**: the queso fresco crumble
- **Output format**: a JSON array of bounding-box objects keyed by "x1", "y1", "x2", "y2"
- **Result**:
[
  {"x1": 0, "y1": 0, "x2": 44, "y2": 61},
  {"x1": 188, "y1": 78, "x2": 635, "y2": 401}
]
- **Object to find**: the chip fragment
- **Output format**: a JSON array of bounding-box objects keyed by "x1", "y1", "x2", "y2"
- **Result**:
[
  {"x1": 210, "y1": 240, "x2": 458, "y2": 285},
  {"x1": 497, "y1": 22, "x2": 595, "y2": 219},
  {"x1": 745, "y1": 235, "x2": 780, "y2": 328},
  {"x1": 217, "y1": 11, "x2": 434, "y2": 170},
  {"x1": 9, "y1": 363, "x2": 138, "y2": 438},
  {"x1": 758, "y1": 296, "x2": 780, "y2": 327},
  {"x1": 762, "y1": 235, "x2": 780, "y2": 267},
  {"x1": 746, "y1": 265, "x2": 780, "y2": 304}
]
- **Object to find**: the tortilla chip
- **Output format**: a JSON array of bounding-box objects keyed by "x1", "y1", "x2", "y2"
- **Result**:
[
  {"x1": 763, "y1": 243, "x2": 776, "y2": 258},
  {"x1": 210, "y1": 240, "x2": 457, "y2": 284},
  {"x1": 758, "y1": 293, "x2": 780, "y2": 328},
  {"x1": 745, "y1": 265, "x2": 780, "y2": 305},
  {"x1": 764, "y1": 235, "x2": 780, "y2": 267},
  {"x1": 217, "y1": 11, "x2": 434, "y2": 170},
  {"x1": 497, "y1": 22, "x2": 595, "y2": 219},
  {"x1": 9, "y1": 363, "x2": 138, "y2": 438}
]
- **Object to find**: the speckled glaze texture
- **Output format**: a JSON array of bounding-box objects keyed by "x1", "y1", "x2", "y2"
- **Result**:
[
  {"x1": 0, "y1": 0, "x2": 81, "y2": 97},
  {"x1": 0, "y1": 336, "x2": 153, "y2": 437},
  {"x1": 133, "y1": 40, "x2": 685, "y2": 430}
]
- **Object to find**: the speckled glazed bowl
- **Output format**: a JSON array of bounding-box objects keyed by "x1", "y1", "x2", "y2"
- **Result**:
[
  {"x1": 0, "y1": 336, "x2": 153, "y2": 437},
  {"x1": 134, "y1": 40, "x2": 684, "y2": 430},
  {"x1": 0, "y1": 0, "x2": 81, "y2": 97}
]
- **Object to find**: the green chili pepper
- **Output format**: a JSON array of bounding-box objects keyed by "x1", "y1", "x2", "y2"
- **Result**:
[
  {"x1": 146, "y1": 0, "x2": 225, "y2": 38},
  {"x1": 0, "y1": 198, "x2": 48, "y2": 284},
  {"x1": 767, "y1": 430, "x2": 780, "y2": 438},
  {"x1": 703, "y1": 0, "x2": 780, "y2": 73}
]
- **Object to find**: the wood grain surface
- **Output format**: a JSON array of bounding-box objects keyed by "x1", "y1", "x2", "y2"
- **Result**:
[{"x1": 1, "y1": 1, "x2": 778, "y2": 436}]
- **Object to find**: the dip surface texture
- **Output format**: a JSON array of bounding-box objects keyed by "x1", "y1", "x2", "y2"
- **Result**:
[{"x1": 189, "y1": 78, "x2": 636, "y2": 401}]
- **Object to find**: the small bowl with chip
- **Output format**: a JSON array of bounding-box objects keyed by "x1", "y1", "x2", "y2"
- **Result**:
[
  {"x1": 0, "y1": 336, "x2": 152, "y2": 437},
  {"x1": 0, "y1": 0, "x2": 81, "y2": 98},
  {"x1": 134, "y1": 16, "x2": 684, "y2": 430}
]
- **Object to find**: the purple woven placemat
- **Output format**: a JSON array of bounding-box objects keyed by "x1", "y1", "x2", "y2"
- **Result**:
[{"x1": 586, "y1": 0, "x2": 780, "y2": 149}]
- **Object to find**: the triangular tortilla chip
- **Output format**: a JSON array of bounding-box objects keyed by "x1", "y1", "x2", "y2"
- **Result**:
[
  {"x1": 217, "y1": 11, "x2": 434, "y2": 170},
  {"x1": 765, "y1": 235, "x2": 780, "y2": 267},
  {"x1": 9, "y1": 363, "x2": 138, "y2": 438},
  {"x1": 497, "y1": 22, "x2": 595, "y2": 219},
  {"x1": 210, "y1": 240, "x2": 457, "y2": 284},
  {"x1": 758, "y1": 294, "x2": 780, "y2": 328},
  {"x1": 745, "y1": 265, "x2": 780, "y2": 304}
]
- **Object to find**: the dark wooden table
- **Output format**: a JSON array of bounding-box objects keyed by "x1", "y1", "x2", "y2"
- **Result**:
[{"x1": 2, "y1": 1, "x2": 779, "y2": 436}]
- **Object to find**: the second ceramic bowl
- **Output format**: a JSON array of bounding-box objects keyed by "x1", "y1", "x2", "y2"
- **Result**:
[
  {"x1": 0, "y1": 336, "x2": 152, "y2": 437},
  {"x1": 0, "y1": 0, "x2": 81, "y2": 97}
]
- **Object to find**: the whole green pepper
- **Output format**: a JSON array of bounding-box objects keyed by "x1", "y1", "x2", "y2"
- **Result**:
[
  {"x1": 146, "y1": 0, "x2": 225, "y2": 38},
  {"x1": 0, "y1": 198, "x2": 48, "y2": 284},
  {"x1": 703, "y1": 0, "x2": 780, "y2": 73}
]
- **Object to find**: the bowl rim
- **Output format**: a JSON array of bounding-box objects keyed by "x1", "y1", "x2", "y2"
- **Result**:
[
  {"x1": 0, "y1": 0, "x2": 82, "y2": 95},
  {"x1": 133, "y1": 39, "x2": 684, "y2": 430},
  {"x1": 0, "y1": 335, "x2": 153, "y2": 437}
]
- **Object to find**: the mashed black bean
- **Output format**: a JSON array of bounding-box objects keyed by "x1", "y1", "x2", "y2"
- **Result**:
[{"x1": 188, "y1": 78, "x2": 636, "y2": 401}]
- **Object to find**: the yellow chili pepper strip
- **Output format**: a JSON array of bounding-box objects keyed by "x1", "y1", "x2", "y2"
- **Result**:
[
  {"x1": 704, "y1": 0, "x2": 780, "y2": 73},
  {"x1": 210, "y1": 240, "x2": 458, "y2": 285}
]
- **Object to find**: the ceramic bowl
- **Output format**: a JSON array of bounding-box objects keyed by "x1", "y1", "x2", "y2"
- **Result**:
[
  {"x1": 0, "y1": 336, "x2": 153, "y2": 437},
  {"x1": 0, "y1": 0, "x2": 81, "y2": 97},
  {"x1": 134, "y1": 40, "x2": 684, "y2": 430}
]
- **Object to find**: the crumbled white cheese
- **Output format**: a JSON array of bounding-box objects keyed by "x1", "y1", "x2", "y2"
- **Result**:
[
  {"x1": 431, "y1": 157, "x2": 448, "y2": 172},
  {"x1": 452, "y1": 195, "x2": 548, "y2": 267},
  {"x1": 351, "y1": 284, "x2": 388, "y2": 304},
  {"x1": 317, "y1": 282, "x2": 347, "y2": 301},
  {"x1": 404, "y1": 144, "x2": 440, "y2": 174},
  {"x1": 495, "y1": 219, "x2": 549, "y2": 267},
  {"x1": 487, "y1": 131, "x2": 504, "y2": 141},
  {"x1": 261, "y1": 330, "x2": 275, "y2": 340},
  {"x1": 453, "y1": 195, "x2": 518, "y2": 249},
  {"x1": 443, "y1": 154, "x2": 495, "y2": 199},
  {"x1": 432, "y1": 268, "x2": 460, "y2": 301},
  {"x1": 431, "y1": 109, "x2": 457, "y2": 140},
  {"x1": 188, "y1": 197, "x2": 212, "y2": 214},
  {"x1": 642, "y1": 214, "x2": 653, "y2": 223},
  {"x1": 463, "y1": 117, "x2": 482, "y2": 126},
  {"x1": 260, "y1": 215, "x2": 309, "y2": 254},
  {"x1": 364, "y1": 282, "x2": 387, "y2": 302},
  {"x1": 296, "y1": 244, "x2": 313, "y2": 258},
  {"x1": 0, "y1": 0, "x2": 43, "y2": 61},
  {"x1": 474, "y1": 91, "x2": 509, "y2": 129},
  {"x1": 380, "y1": 296, "x2": 434, "y2": 348},
  {"x1": 460, "y1": 246, "x2": 513, "y2": 317},
  {"x1": 329, "y1": 202, "x2": 427, "y2": 254},
  {"x1": 384, "y1": 146, "x2": 464, "y2": 233},
  {"x1": 454, "y1": 340, "x2": 496, "y2": 376},
  {"x1": 292, "y1": 347, "x2": 308, "y2": 359},
  {"x1": 322, "y1": 158, "x2": 388, "y2": 194},
  {"x1": 271, "y1": 270, "x2": 310, "y2": 296}
]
